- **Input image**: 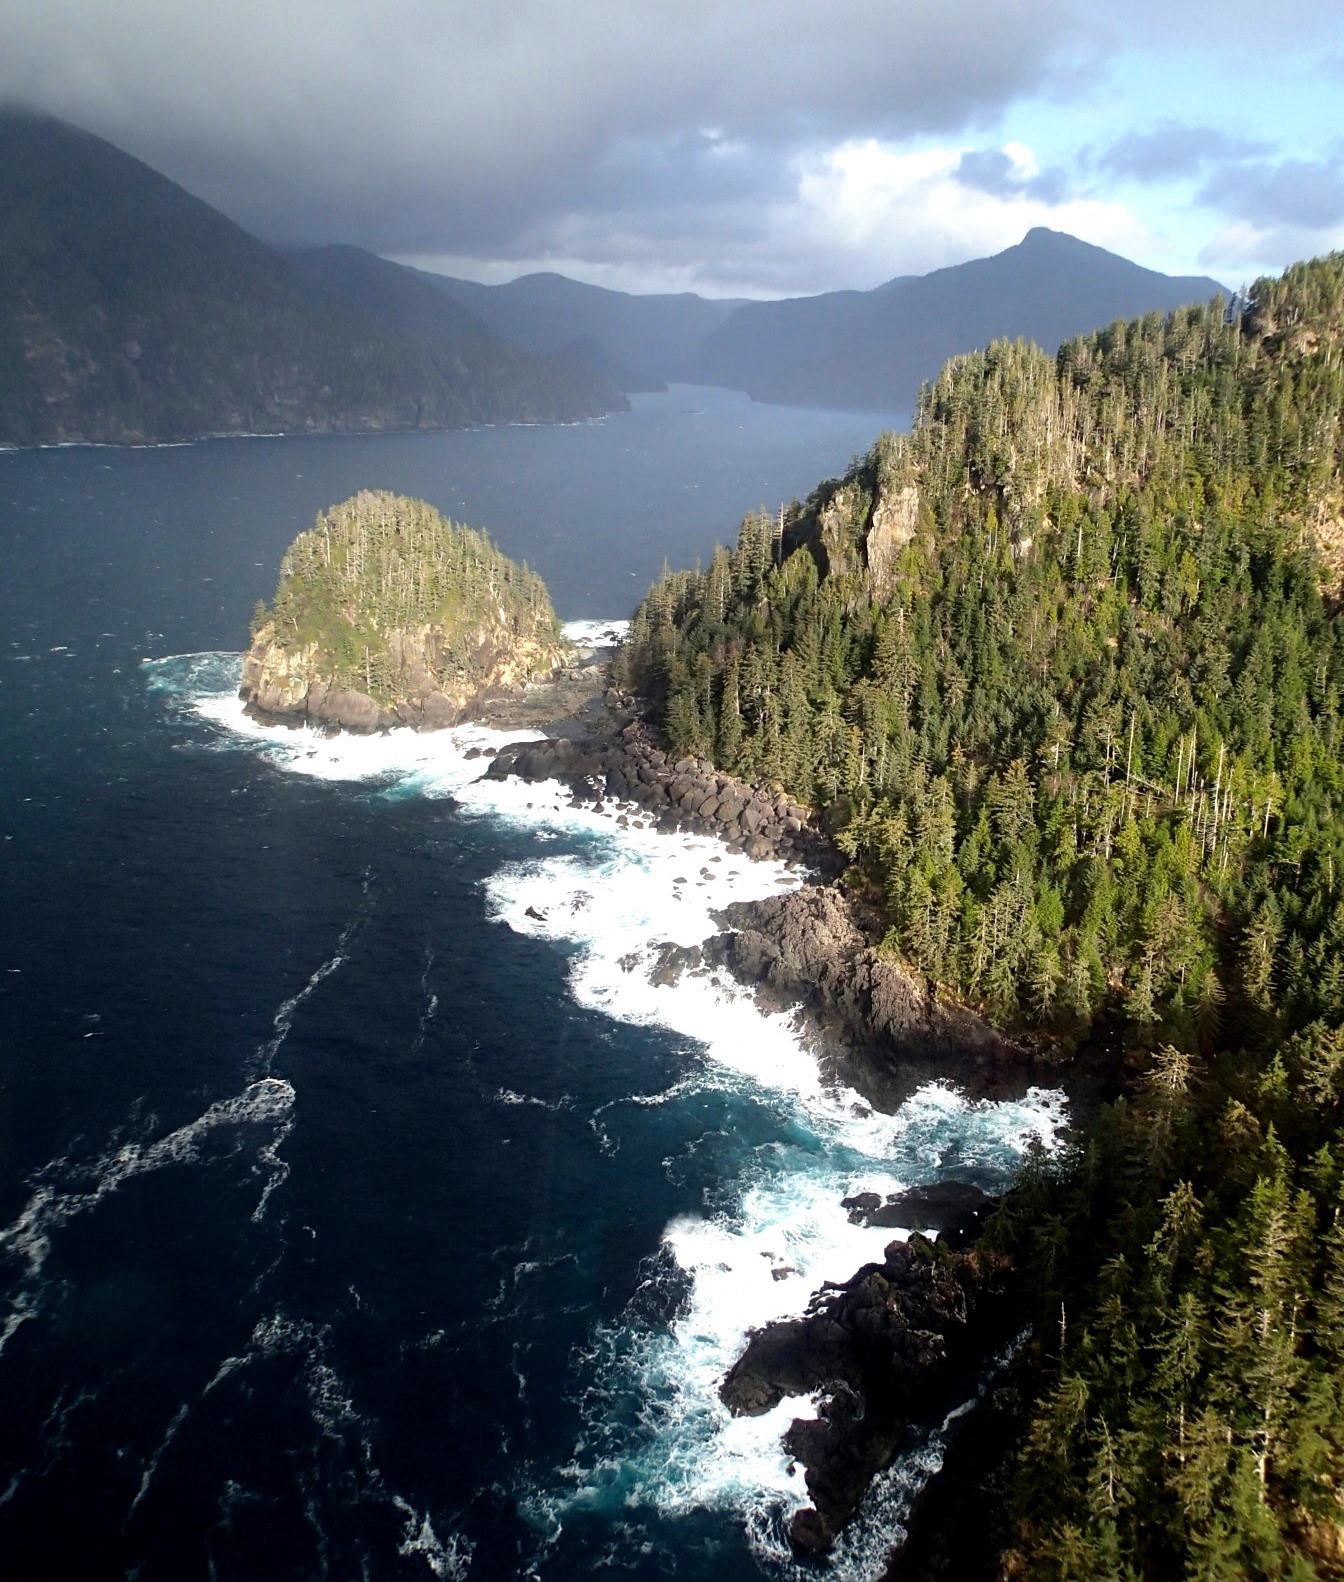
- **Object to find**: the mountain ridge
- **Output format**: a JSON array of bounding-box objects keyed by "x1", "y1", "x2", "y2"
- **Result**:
[
  {"x1": 0, "y1": 110, "x2": 625, "y2": 446},
  {"x1": 692, "y1": 226, "x2": 1229, "y2": 409},
  {"x1": 409, "y1": 228, "x2": 1227, "y2": 414}
]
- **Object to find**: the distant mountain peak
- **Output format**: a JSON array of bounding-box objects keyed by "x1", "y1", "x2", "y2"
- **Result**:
[{"x1": 694, "y1": 230, "x2": 1229, "y2": 412}]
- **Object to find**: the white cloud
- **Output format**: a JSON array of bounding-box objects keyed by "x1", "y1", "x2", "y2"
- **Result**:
[
  {"x1": 403, "y1": 138, "x2": 1153, "y2": 298},
  {"x1": 781, "y1": 140, "x2": 1146, "y2": 289},
  {"x1": 1199, "y1": 220, "x2": 1344, "y2": 286}
]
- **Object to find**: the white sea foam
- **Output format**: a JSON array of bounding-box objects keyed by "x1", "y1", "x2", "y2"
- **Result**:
[
  {"x1": 395, "y1": 1498, "x2": 475, "y2": 1581},
  {"x1": 562, "y1": 618, "x2": 629, "y2": 648},
  {"x1": 129, "y1": 1401, "x2": 191, "y2": 1517},
  {"x1": 155, "y1": 648, "x2": 1070, "y2": 1575}
]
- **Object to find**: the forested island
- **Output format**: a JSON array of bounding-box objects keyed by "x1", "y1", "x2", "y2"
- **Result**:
[
  {"x1": 620, "y1": 254, "x2": 1344, "y2": 1576},
  {"x1": 241, "y1": 491, "x2": 569, "y2": 730}
]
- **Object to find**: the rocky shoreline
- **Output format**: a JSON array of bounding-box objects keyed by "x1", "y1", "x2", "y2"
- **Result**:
[
  {"x1": 719, "y1": 1233, "x2": 1017, "y2": 1556},
  {"x1": 480, "y1": 682, "x2": 1074, "y2": 1112},
  {"x1": 484, "y1": 712, "x2": 837, "y2": 869},
  {"x1": 465, "y1": 673, "x2": 1079, "y2": 1567},
  {"x1": 275, "y1": 647, "x2": 1079, "y2": 1572}
]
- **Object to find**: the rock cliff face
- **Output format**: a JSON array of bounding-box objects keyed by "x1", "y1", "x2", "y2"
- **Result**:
[
  {"x1": 239, "y1": 492, "x2": 569, "y2": 731},
  {"x1": 241, "y1": 621, "x2": 565, "y2": 731}
]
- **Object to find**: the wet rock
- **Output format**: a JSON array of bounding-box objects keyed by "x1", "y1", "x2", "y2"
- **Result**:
[
  {"x1": 841, "y1": 1191, "x2": 883, "y2": 1217},
  {"x1": 845, "y1": 1182, "x2": 992, "y2": 1236},
  {"x1": 722, "y1": 1236, "x2": 1013, "y2": 1555},
  {"x1": 702, "y1": 885, "x2": 1039, "y2": 1111}
]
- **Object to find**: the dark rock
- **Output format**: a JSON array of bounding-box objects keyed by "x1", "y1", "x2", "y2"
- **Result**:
[
  {"x1": 846, "y1": 1182, "x2": 991, "y2": 1235},
  {"x1": 722, "y1": 1236, "x2": 1014, "y2": 1555},
  {"x1": 702, "y1": 885, "x2": 1044, "y2": 1111},
  {"x1": 841, "y1": 1191, "x2": 883, "y2": 1216},
  {"x1": 790, "y1": 1505, "x2": 836, "y2": 1556}
]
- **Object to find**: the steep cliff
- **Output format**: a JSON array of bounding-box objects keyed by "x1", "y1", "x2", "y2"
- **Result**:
[{"x1": 240, "y1": 492, "x2": 569, "y2": 730}]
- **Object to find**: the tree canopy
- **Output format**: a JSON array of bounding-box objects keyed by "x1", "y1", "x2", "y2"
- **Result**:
[{"x1": 621, "y1": 253, "x2": 1344, "y2": 1575}]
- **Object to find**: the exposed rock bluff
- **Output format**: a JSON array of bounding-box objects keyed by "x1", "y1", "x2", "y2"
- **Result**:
[{"x1": 241, "y1": 621, "x2": 566, "y2": 732}]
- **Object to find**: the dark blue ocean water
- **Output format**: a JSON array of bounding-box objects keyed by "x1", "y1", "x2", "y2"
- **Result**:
[{"x1": 0, "y1": 388, "x2": 1064, "y2": 1581}]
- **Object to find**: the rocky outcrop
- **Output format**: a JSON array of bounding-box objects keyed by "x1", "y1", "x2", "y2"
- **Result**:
[
  {"x1": 865, "y1": 479, "x2": 921, "y2": 603},
  {"x1": 240, "y1": 620, "x2": 565, "y2": 732},
  {"x1": 702, "y1": 885, "x2": 1046, "y2": 1109},
  {"x1": 720, "y1": 1234, "x2": 1013, "y2": 1555},
  {"x1": 239, "y1": 492, "x2": 570, "y2": 732},
  {"x1": 841, "y1": 1182, "x2": 991, "y2": 1241},
  {"x1": 487, "y1": 713, "x2": 840, "y2": 871}
]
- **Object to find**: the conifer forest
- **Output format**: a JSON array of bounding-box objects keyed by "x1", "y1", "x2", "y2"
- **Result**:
[{"x1": 621, "y1": 255, "x2": 1344, "y2": 1577}]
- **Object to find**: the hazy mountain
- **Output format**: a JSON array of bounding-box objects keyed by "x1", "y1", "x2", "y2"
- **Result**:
[
  {"x1": 281, "y1": 245, "x2": 627, "y2": 417},
  {"x1": 421, "y1": 269, "x2": 745, "y2": 391},
  {"x1": 418, "y1": 233, "x2": 1225, "y2": 411},
  {"x1": 693, "y1": 228, "x2": 1229, "y2": 410},
  {"x1": 0, "y1": 111, "x2": 624, "y2": 446}
]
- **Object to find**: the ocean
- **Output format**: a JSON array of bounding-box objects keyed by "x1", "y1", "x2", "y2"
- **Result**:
[{"x1": 0, "y1": 387, "x2": 1066, "y2": 1581}]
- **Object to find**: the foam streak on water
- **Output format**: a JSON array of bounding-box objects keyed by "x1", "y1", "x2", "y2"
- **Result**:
[
  {"x1": 0, "y1": 1078, "x2": 296, "y2": 1354},
  {"x1": 158, "y1": 650, "x2": 1069, "y2": 1579}
]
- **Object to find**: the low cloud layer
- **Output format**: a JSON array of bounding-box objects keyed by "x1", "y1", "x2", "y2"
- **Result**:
[{"x1": 3, "y1": 0, "x2": 1343, "y2": 294}]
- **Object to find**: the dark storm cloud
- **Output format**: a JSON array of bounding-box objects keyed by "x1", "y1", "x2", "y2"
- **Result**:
[
  {"x1": 0, "y1": 0, "x2": 1095, "y2": 261},
  {"x1": 1201, "y1": 159, "x2": 1344, "y2": 231},
  {"x1": 3, "y1": 0, "x2": 1342, "y2": 291},
  {"x1": 1099, "y1": 123, "x2": 1270, "y2": 182},
  {"x1": 954, "y1": 149, "x2": 1071, "y2": 204},
  {"x1": 574, "y1": 131, "x2": 797, "y2": 218}
]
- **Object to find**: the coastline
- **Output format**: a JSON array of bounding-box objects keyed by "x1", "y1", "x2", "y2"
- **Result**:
[
  {"x1": 163, "y1": 635, "x2": 1079, "y2": 1575},
  {"x1": 467, "y1": 643, "x2": 1102, "y2": 1567}
]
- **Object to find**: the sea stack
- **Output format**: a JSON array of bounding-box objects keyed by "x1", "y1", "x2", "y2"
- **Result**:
[{"x1": 240, "y1": 490, "x2": 570, "y2": 731}]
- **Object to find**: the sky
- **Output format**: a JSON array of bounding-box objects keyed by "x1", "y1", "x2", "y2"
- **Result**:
[{"x1": 2, "y1": 0, "x2": 1342, "y2": 299}]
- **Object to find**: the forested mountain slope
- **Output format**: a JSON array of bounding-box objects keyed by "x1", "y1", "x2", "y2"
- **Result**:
[
  {"x1": 622, "y1": 255, "x2": 1344, "y2": 1577},
  {"x1": 0, "y1": 111, "x2": 621, "y2": 445},
  {"x1": 282, "y1": 246, "x2": 626, "y2": 419}
]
